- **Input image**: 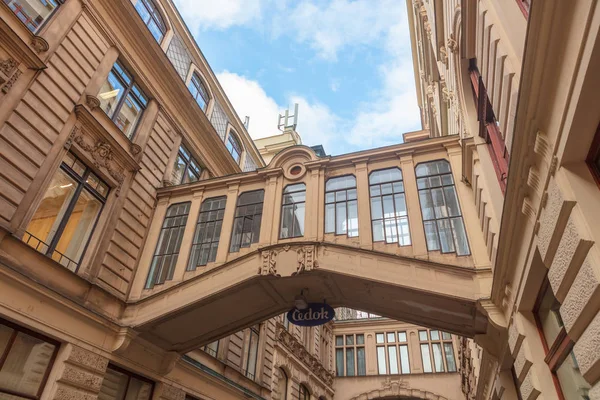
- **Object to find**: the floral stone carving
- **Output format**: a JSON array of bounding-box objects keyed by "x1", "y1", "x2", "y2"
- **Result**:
[{"x1": 73, "y1": 133, "x2": 125, "y2": 193}]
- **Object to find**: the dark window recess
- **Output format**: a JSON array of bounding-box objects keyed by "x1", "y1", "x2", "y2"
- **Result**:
[
  {"x1": 133, "y1": 0, "x2": 167, "y2": 43},
  {"x1": 188, "y1": 73, "x2": 210, "y2": 112},
  {"x1": 23, "y1": 152, "x2": 109, "y2": 272},
  {"x1": 188, "y1": 196, "x2": 226, "y2": 270},
  {"x1": 98, "y1": 364, "x2": 154, "y2": 400},
  {"x1": 172, "y1": 145, "x2": 202, "y2": 184},
  {"x1": 469, "y1": 63, "x2": 509, "y2": 193},
  {"x1": 586, "y1": 123, "x2": 600, "y2": 187},
  {"x1": 298, "y1": 384, "x2": 310, "y2": 400},
  {"x1": 146, "y1": 202, "x2": 191, "y2": 288},
  {"x1": 4, "y1": 0, "x2": 63, "y2": 33},
  {"x1": 0, "y1": 319, "x2": 60, "y2": 400},
  {"x1": 280, "y1": 183, "x2": 306, "y2": 239},
  {"x1": 230, "y1": 190, "x2": 264, "y2": 252}
]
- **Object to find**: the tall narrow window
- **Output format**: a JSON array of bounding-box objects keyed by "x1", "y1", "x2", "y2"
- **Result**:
[
  {"x1": 188, "y1": 196, "x2": 226, "y2": 270},
  {"x1": 375, "y1": 331, "x2": 410, "y2": 375},
  {"x1": 418, "y1": 329, "x2": 456, "y2": 373},
  {"x1": 298, "y1": 384, "x2": 309, "y2": 400},
  {"x1": 245, "y1": 325, "x2": 260, "y2": 380},
  {"x1": 335, "y1": 336, "x2": 344, "y2": 376},
  {"x1": 334, "y1": 334, "x2": 365, "y2": 377},
  {"x1": 146, "y1": 202, "x2": 191, "y2": 288},
  {"x1": 188, "y1": 72, "x2": 210, "y2": 112},
  {"x1": 278, "y1": 368, "x2": 288, "y2": 400},
  {"x1": 23, "y1": 152, "x2": 109, "y2": 272},
  {"x1": 132, "y1": 0, "x2": 166, "y2": 43},
  {"x1": 98, "y1": 365, "x2": 154, "y2": 400},
  {"x1": 280, "y1": 183, "x2": 306, "y2": 239},
  {"x1": 416, "y1": 160, "x2": 470, "y2": 255},
  {"x1": 0, "y1": 320, "x2": 59, "y2": 399},
  {"x1": 226, "y1": 132, "x2": 242, "y2": 163},
  {"x1": 230, "y1": 190, "x2": 264, "y2": 252},
  {"x1": 369, "y1": 168, "x2": 411, "y2": 245},
  {"x1": 98, "y1": 61, "x2": 148, "y2": 139},
  {"x1": 172, "y1": 145, "x2": 202, "y2": 184},
  {"x1": 325, "y1": 176, "x2": 358, "y2": 237},
  {"x1": 4, "y1": 0, "x2": 63, "y2": 32}
]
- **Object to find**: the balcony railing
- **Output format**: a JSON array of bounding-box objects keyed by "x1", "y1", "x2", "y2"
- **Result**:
[{"x1": 22, "y1": 231, "x2": 79, "y2": 272}]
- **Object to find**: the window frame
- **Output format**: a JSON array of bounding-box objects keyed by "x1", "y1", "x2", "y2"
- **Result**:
[
  {"x1": 418, "y1": 329, "x2": 456, "y2": 374},
  {"x1": 279, "y1": 368, "x2": 288, "y2": 400},
  {"x1": 334, "y1": 333, "x2": 366, "y2": 377},
  {"x1": 368, "y1": 168, "x2": 411, "y2": 246},
  {"x1": 22, "y1": 152, "x2": 109, "y2": 272},
  {"x1": 0, "y1": 318, "x2": 60, "y2": 400},
  {"x1": 279, "y1": 183, "x2": 306, "y2": 239},
  {"x1": 298, "y1": 384, "x2": 310, "y2": 400},
  {"x1": 132, "y1": 0, "x2": 167, "y2": 43},
  {"x1": 416, "y1": 159, "x2": 471, "y2": 256},
  {"x1": 375, "y1": 331, "x2": 410, "y2": 376},
  {"x1": 226, "y1": 130, "x2": 243, "y2": 164},
  {"x1": 229, "y1": 190, "x2": 264, "y2": 253},
  {"x1": 100, "y1": 60, "x2": 149, "y2": 139},
  {"x1": 173, "y1": 144, "x2": 202, "y2": 185},
  {"x1": 3, "y1": 0, "x2": 64, "y2": 33},
  {"x1": 324, "y1": 175, "x2": 359, "y2": 238},
  {"x1": 188, "y1": 72, "x2": 211, "y2": 112},
  {"x1": 101, "y1": 364, "x2": 155, "y2": 400},
  {"x1": 187, "y1": 196, "x2": 226, "y2": 270},
  {"x1": 244, "y1": 325, "x2": 260, "y2": 381}
]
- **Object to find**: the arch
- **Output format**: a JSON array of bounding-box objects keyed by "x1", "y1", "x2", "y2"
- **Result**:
[
  {"x1": 225, "y1": 128, "x2": 243, "y2": 164},
  {"x1": 276, "y1": 368, "x2": 289, "y2": 400},
  {"x1": 298, "y1": 382, "x2": 311, "y2": 400},
  {"x1": 267, "y1": 145, "x2": 319, "y2": 169}
]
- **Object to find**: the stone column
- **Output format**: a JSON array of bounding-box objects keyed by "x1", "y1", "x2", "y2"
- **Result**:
[{"x1": 44, "y1": 344, "x2": 108, "y2": 400}]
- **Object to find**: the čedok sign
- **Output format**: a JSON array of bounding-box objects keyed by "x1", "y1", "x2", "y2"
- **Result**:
[{"x1": 287, "y1": 303, "x2": 335, "y2": 327}]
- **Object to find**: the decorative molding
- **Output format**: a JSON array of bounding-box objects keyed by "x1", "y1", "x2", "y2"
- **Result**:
[
  {"x1": 73, "y1": 133, "x2": 125, "y2": 194},
  {"x1": 533, "y1": 131, "x2": 550, "y2": 160},
  {"x1": 258, "y1": 249, "x2": 278, "y2": 276},
  {"x1": 30, "y1": 36, "x2": 49, "y2": 53},
  {"x1": 447, "y1": 34, "x2": 458, "y2": 53},
  {"x1": 159, "y1": 352, "x2": 181, "y2": 375},
  {"x1": 112, "y1": 328, "x2": 139, "y2": 354},
  {"x1": 130, "y1": 143, "x2": 142, "y2": 156},
  {"x1": 0, "y1": 58, "x2": 18, "y2": 76},
  {"x1": 521, "y1": 196, "x2": 536, "y2": 220},
  {"x1": 1, "y1": 68, "x2": 21, "y2": 94},
  {"x1": 296, "y1": 246, "x2": 318, "y2": 274},
  {"x1": 549, "y1": 155, "x2": 558, "y2": 176},
  {"x1": 86, "y1": 94, "x2": 101, "y2": 110},
  {"x1": 381, "y1": 377, "x2": 409, "y2": 389},
  {"x1": 439, "y1": 45, "x2": 448, "y2": 65},
  {"x1": 64, "y1": 126, "x2": 79, "y2": 150},
  {"x1": 527, "y1": 166, "x2": 540, "y2": 192}
]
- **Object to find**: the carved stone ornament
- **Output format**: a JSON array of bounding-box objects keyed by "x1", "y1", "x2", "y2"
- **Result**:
[
  {"x1": 258, "y1": 249, "x2": 278, "y2": 276},
  {"x1": 296, "y1": 246, "x2": 318, "y2": 274},
  {"x1": 381, "y1": 377, "x2": 409, "y2": 390},
  {"x1": 73, "y1": 133, "x2": 125, "y2": 194},
  {"x1": 0, "y1": 58, "x2": 18, "y2": 76},
  {"x1": 439, "y1": 45, "x2": 448, "y2": 65},
  {"x1": 447, "y1": 34, "x2": 458, "y2": 54},
  {"x1": 130, "y1": 143, "x2": 142, "y2": 156},
  {"x1": 30, "y1": 36, "x2": 49, "y2": 53},
  {"x1": 419, "y1": 5, "x2": 427, "y2": 19},
  {"x1": 1, "y1": 69, "x2": 21, "y2": 94},
  {"x1": 424, "y1": 21, "x2": 432, "y2": 38},
  {"x1": 86, "y1": 94, "x2": 101, "y2": 111},
  {"x1": 64, "y1": 125, "x2": 79, "y2": 150}
]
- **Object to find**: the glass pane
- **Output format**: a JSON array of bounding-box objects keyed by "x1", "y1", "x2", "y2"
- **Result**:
[
  {"x1": 356, "y1": 334, "x2": 364, "y2": 345},
  {"x1": 346, "y1": 348, "x2": 355, "y2": 376},
  {"x1": 442, "y1": 173, "x2": 454, "y2": 185},
  {"x1": 387, "y1": 333, "x2": 395, "y2": 343},
  {"x1": 429, "y1": 176, "x2": 442, "y2": 188},
  {"x1": 400, "y1": 345, "x2": 410, "y2": 374},
  {"x1": 54, "y1": 188, "x2": 103, "y2": 269},
  {"x1": 246, "y1": 332, "x2": 259, "y2": 379},
  {"x1": 382, "y1": 195, "x2": 395, "y2": 218},
  {"x1": 357, "y1": 347, "x2": 366, "y2": 376},
  {"x1": 347, "y1": 189, "x2": 357, "y2": 200},
  {"x1": 555, "y1": 352, "x2": 590, "y2": 400},
  {"x1": 294, "y1": 203, "x2": 305, "y2": 237},
  {"x1": 172, "y1": 155, "x2": 186, "y2": 185},
  {"x1": 335, "y1": 336, "x2": 343, "y2": 346},
  {"x1": 372, "y1": 220, "x2": 384, "y2": 242},
  {"x1": 430, "y1": 330, "x2": 440, "y2": 340},
  {"x1": 377, "y1": 346, "x2": 387, "y2": 374},
  {"x1": 335, "y1": 202, "x2": 346, "y2": 235},
  {"x1": 376, "y1": 333, "x2": 385, "y2": 344},
  {"x1": 370, "y1": 185, "x2": 381, "y2": 196},
  {"x1": 370, "y1": 168, "x2": 402, "y2": 184},
  {"x1": 424, "y1": 221, "x2": 440, "y2": 251},
  {"x1": 421, "y1": 344, "x2": 432, "y2": 373},
  {"x1": 392, "y1": 181, "x2": 404, "y2": 193},
  {"x1": 115, "y1": 94, "x2": 143, "y2": 138},
  {"x1": 124, "y1": 378, "x2": 153, "y2": 400},
  {"x1": 284, "y1": 183, "x2": 305, "y2": 193},
  {"x1": 384, "y1": 218, "x2": 397, "y2": 243},
  {"x1": 431, "y1": 188, "x2": 448, "y2": 218},
  {"x1": 346, "y1": 335, "x2": 354, "y2": 345},
  {"x1": 325, "y1": 204, "x2": 335, "y2": 233},
  {"x1": 335, "y1": 191, "x2": 347, "y2": 202},
  {"x1": 98, "y1": 368, "x2": 129, "y2": 400},
  {"x1": 25, "y1": 169, "x2": 78, "y2": 251},
  {"x1": 381, "y1": 183, "x2": 393, "y2": 195},
  {"x1": 335, "y1": 349, "x2": 344, "y2": 376},
  {"x1": 419, "y1": 190, "x2": 435, "y2": 220},
  {"x1": 385, "y1": 346, "x2": 397, "y2": 375},
  {"x1": 417, "y1": 177, "x2": 429, "y2": 189},
  {"x1": 442, "y1": 332, "x2": 452, "y2": 340},
  {"x1": 347, "y1": 200, "x2": 359, "y2": 237},
  {"x1": 280, "y1": 204, "x2": 295, "y2": 239},
  {"x1": 444, "y1": 186, "x2": 461, "y2": 217},
  {"x1": 536, "y1": 283, "x2": 564, "y2": 347},
  {"x1": 326, "y1": 176, "x2": 356, "y2": 191},
  {"x1": 398, "y1": 332, "x2": 407, "y2": 342},
  {"x1": 451, "y1": 218, "x2": 470, "y2": 255},
  {"x1": 98, "y1": 70, "x2": 125, "y2": 118},
  {"x1": 371, "y1": 197, "x2": 383, "y2": 220},
  {"x1": 444, "y1": 343, "x2": 457, "y2": 372},
  {"x1": 432, "y1": 343, "x2": 445, "y2": 372},
  {"x1": 394, "y1": 193, "x2": 407, "y2": 216},
  {"x1": 397, "y1": 218, "x2": 411, "y2": 246},
  {"x1": 419, "y1": 331, "x2": 428, "y2": 341},
  {"x1": 437, "y1": 219, "x2": 455, "y2": 253},
  {"x1": 0, "y1": 332, "x2": 56, "y2": 396}
]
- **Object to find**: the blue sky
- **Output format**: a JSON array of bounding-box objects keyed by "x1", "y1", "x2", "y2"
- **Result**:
[{"x1": 174, "y1": 0, "x2": 422, "y2": 155}]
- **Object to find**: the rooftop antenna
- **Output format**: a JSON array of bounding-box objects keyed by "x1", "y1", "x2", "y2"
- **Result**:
[
  {"x1": 243, "y1": 116, "x2": 250, "y2": 130},
  {"x1": 278, "y1": 103, "x2": 299, "y2": 132}
]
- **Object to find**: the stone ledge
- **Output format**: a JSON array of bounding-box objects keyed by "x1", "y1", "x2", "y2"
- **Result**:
[
  {"x1": 514, "y1": 338, "x2": 532, "y2": 383},
  {"x1": 519, "y1": 368, "x2": 541, "y2": 400}
]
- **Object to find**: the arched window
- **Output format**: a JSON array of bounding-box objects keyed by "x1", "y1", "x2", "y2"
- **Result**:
[
  {"x1": 132, "y1": 0, "x2": 167, "y2": 43},
  {"x1": 416, "y1": 160, "x2": 470, "y2": 255},
  {"x1": 188, "y1": 72, "x2": 211, "y2": 112},
  {"x1": 369, "y1": 168, "x2": 411, "y2": 246},
  {"x1": 298, "y1": 384, "x2": 309, "y2": 400},
  {"x1": 325, "y1": 176, "x2": 358, "y2": 237},
  {"x1": 278, "y1": 368, "x2": 288, "y2": 400},
  {"x1": 226, "y1": 132, "x2": 242, "y2": 163},
  {"x1": 280, "y1": 183, "x2": 306, "y2": 239}
]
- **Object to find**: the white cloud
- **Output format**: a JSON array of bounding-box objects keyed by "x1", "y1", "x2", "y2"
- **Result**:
[{"x1": 173, "y1": 0, "x2": 266, "y2": 30}]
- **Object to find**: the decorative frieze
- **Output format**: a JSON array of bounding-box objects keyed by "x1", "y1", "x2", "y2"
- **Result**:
[
  {"x1": 0, "y1": 58, "x2": 21, "y2": 94},
  {"x1": 258, "y1": 249, "x2": 278, "y2": 276},
  {"x1": 73, "y1": 134, "x2": 126, "y2": 192},
  {"x1": 0, "y1": 58, "x2": 18, "y2": 76},
  {"x1": 296, "y1": 246, "x2": 318, "y2": 273}
]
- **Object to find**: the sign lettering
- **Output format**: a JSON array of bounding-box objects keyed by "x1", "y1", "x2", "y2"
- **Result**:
[{"x1": 287, "y1": 303, "x2": 335, "y2": 327}]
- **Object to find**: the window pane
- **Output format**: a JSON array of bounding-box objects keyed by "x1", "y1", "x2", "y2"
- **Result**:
[
  {"x1": 398, "y1": 332, "x2": 407, "y2": 342},
  {"x1": 384, "y1": 218, "x2": 397, "y2": 243},
  {"x1": 377, "y1": 346, "x2": 387, "y2": 374},
  {"x1": 0, "y1": 332, "x2": 56, "y2": 397},
  {"x1": 431, "y1": 188, "x2": 447, "y2": 218},
  {"x1": 376, "y1": 333, "x2": 385, "y2": 344},
  {"x1": 442, "y1": 332, "x2": 452, "y2": 340},
  {"x1": 125, "y1": 378, "x2": 153, "y2": 400},
  {"x1": 400, "y1": 345, "x2": 410, "y2": 374},
  {"x1": 451, "y1": 218, "x2": 470, "y2": 255},
  {"x1": 53, "y1": 188, "x2": 103, "y2": 269},
  {"x1": 424, "y1": 221, "x2": 440, "y2": 251},
  {"x1": 437, "y1": 219, "x2": 455, "y2": 253},
  {"x1": 357, "y1": 347, "x2": 366, "y2": 376},
  {"x1": 444, "y1": 343, "x2": 456, "y2": 372},
  {"x1": 388, "y1": 346, "x2": 399, "y2": 374},
  {"x1": 555, "y1": 351, "x2": 590, "y2": 400},
  {"x1": 335, "y1": 348, "x2": 344, "y2": 376},
  {"x1": 325, "y1": 204, "x2": 335, "y2": 233},
  {"x1": 371, "y1": 197, "x2": 383, "y2": 220},
  {"x1": 443, "y1": 186, "x2": 461, "y2": 217},
  {"x1": 418, "y1": 331, "x2": 428, "y2": 341},
  {"x1": 347, "y1": 200, "x2": 358, "y2": 237},
  {"x1": 420, "y1": 344, "x2": 432, "y2": 373},
  {"x1": 387, "y1": 333, "x2": 395, "y2": 343},
  {"x1": 345, "y1": 335, "x2": 354, "y2": 345},
  {"x1": 430, "y1": 330, "x2": 440, "y2": 340},
  {"x1": 346, "y1": 348, "x2": 355, "y2": 376},
  {"x1": 419, "y1": 190, "x2": 435, "y2": 220},
  {"x1": 382, "y1": 195, "x2": 395, "y2": 218},
  {"x1": 98, "y1": 71, "x2": 125, "y2": 118},
  {"x1": 189, "y1": 197, "x2": 226, "y2": 270},
  {"x1": 98, "y1": 368, "x2": 129, "y2": 400},
  {"x1": 335, "y1": 336, "x2": 343, "y2": 346},
  {"x1": 336, "y1": 202, "x2": 347, "y2": 235},
  {"x1": 326, "y1": 176, "x2": 356, "y2": 191},
  {"x1": 246, "y1": 331, "x2": 259, "y2": 380},
  {"x1": 397, "y1": 217, "x2": 411, "y2": 246},
  {"x1": 356, "y1": 334, "x2": 364, "y2": 345},
  {"x1": 432, "y1": 343, "x2": 445, "y2": 372},
  {"x1": 115, "y1": 94, "x2": 143, "y2": 138},
  {"x1": 372, "y1": 220, "x2": 384, "y2": 242},
  {"x1": 536, "y1": 283, "x2": 564, "y2": 347},
  {"x1": 394, "y1": 193, "x2": 407, "y2": 216}
]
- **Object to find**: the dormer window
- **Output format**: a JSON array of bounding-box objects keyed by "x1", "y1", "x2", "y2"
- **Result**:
[
  {"x1": 188, "y1": 72, "x2": 210, "y2": 112},
  {"x1": 132, "y1": 0, "x2": 167, "y2": 43},
  {"x1": 226, "y1": 132, "x2": 242, "y2": 163}
]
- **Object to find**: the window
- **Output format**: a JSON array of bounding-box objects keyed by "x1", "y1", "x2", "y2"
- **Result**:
[
  {"x1": 188, "y1": 72, "x2": 210, "y2": 112},
  {"x1": 369, "y1": 168, "x2": 411, "y2": 245},
  {"x1": 188, "y1": 196, "x2": 226, "y2": 270},
  {"x1": 534, "y1": 279, "x2": 590, "y2": 399},
  {"x1": 172, "y1": 145, "x2": 202, "y2": 184},
  {"x1": 244, "y1": 325, "x2": 260, "y2": 380},
  {"x1": 334, "y1": 334, "x2": 365, "y2": 377},
  {"x1": 375, "y1": 331, "x2": 410, "y2": 375},
  {"x1": 23, "y1": 152, "x2": 109, "y2": 272},
  {"x1": 418, "y1": 330, "x2": 456, "y2": 373},
  {"x1": 586, "y1": 124, "x2": 600, "y2": 187},
  {"x1": 98, "y1": 61, "x2": 148, "y2": 139},
  {"x1": 0, "y1": 320, "x2": 59, "y2": 399},
  {"x1": 283, "y1": 313, "x2": 290, "y2": 330},
  {"x1": 280, "y1": 183, "x2": 306, "y2": 239},
  {"x1": 416, "y1": 160, "x2": 470, "y2": 256},
  {"x1": 230, "y1": 190, "x2": 264, "y2": 252},
  {"x1": 226, "y1": 132, "x2": 242, "y2": 164},
  {"x1": 325, "y1": 176, "x2": 358, "y2": 237},
  {"x1": 145, "y1": 202, "x2": 191, "y2": 288},
  {"x1": 202, "y1": 340, "x2": 219, "y2": 358},
  {"x1": 298, "y1": 384, "x2": 309, "y2": 400},
  {"x1": 278, "y1": 368, "x2": 288, "y2": 400},
  {"x1": 98, "y1": 365, "x2": 153, "y2": 400},
  {"x1": 3, "y1": 0, "x2": 62, "y2": 32},
  {"x1": 132, "y1": 0, "x2": 166, "y2": 43}
]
